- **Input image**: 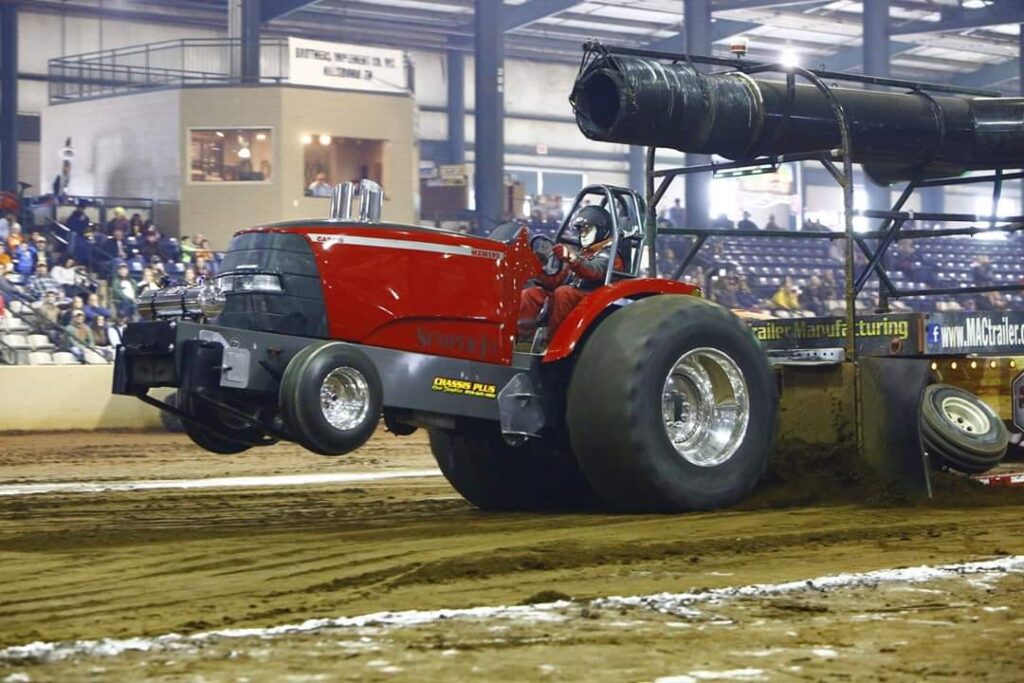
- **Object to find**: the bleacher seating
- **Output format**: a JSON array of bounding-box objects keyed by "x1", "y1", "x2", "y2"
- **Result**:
[{"x1": 28, "y1": 351, "x2": 54, "y2": 365}]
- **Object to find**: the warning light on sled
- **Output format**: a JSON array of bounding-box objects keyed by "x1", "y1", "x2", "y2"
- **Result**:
[
  {"x1": 951, "y1": 361, "x2": 958, "y2": 370},
  {"x1": 930, "y1": 362, "x2": 938, "y2": 371},
  {"x1": 1011, "y1": 360, "x2": 1018, "y2": 369},
  {"x1": 970, "y1": 360, "x2": 978, "y2": 369},
  {"x1": 990, "y1": 360, "x2": 998, "y2": 369}
]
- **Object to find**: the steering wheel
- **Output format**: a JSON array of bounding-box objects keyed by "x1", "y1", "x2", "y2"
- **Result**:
[{"x1": 530, "y1": 234, "x2": 563, "y2": 276}]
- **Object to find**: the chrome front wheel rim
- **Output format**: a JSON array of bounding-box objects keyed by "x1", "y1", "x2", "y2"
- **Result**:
[
  {"x1": 320, "y1": 367, "x2": 371, "y2": 431},
  {"x1": 661, "y1": 347, "x2": 750, "y2": 467}
]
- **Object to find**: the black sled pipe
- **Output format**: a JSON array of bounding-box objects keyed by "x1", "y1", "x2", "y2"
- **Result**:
[{"x1": 570, "y1": 52, "x2": 1024, "y2": 185}]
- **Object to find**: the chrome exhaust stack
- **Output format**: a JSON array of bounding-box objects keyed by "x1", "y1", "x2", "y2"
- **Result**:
[{"x1": 328, "y1": 180, "x2": 383, "y2": 222}]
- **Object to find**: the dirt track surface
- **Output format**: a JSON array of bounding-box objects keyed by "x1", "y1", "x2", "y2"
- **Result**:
[{"x1": 2, "y1": 430, "x2": 1024, "y2": 681}]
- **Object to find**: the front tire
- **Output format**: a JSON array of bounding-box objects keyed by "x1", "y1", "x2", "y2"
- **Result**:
[
  {"x1": 280, "y1": 343, "x2": 382, "y2": 456},
  {"x1": 567, "y1": 295, "x2": 777, "y2": 512},
  {"x1": 428, "y1": 422, "x2": 595, "y2": 511}
]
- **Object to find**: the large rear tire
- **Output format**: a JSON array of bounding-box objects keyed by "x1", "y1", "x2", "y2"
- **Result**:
[
  {"x1": 567, "y1": 295, "x2": 777, "y2": 512},
  {"x1": 428, "y1": 422, "x2": 595, "y2": 511},
  {"x1": 179, "y1": 391, "x2": 264, "y2": 455}
]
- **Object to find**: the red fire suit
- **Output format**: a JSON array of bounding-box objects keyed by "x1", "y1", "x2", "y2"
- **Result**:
[{"x1": 519, "y1": 242, "x2": 622, "y2": 335}]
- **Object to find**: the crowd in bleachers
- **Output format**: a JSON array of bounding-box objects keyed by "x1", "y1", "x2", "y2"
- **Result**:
[{"x1": 0, "y1": 202, "x2": 221, "y2": 366}]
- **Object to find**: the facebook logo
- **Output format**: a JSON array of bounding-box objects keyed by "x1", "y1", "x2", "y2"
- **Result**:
[{"x1": 926, "y1": 323, "x2": 941, "y2": 348}]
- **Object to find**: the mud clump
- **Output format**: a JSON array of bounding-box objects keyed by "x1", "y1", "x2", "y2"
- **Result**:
[{"x1": 747, "y1": 440, "x2": 913, "y2": 509}]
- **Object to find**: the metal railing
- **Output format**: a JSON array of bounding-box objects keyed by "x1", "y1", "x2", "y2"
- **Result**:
[{"x1": 48, "y1": 38, "x2": 290, "y2": 103}]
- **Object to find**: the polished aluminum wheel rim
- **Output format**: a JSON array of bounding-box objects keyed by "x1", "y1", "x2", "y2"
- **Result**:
[
  {"x1": 320, "y1": 367, "x2": 370, "y2": 431},
  {"x1": 941, "y1": 395, "x2": 989, "y2": 435},
  {"x1": 661, "y1": 347, "x2": 750, "y2": 467}
]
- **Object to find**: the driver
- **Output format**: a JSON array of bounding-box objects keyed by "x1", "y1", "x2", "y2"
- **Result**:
[{"x1": 519, "y1": 205, "x2": 620, "y2": 336}]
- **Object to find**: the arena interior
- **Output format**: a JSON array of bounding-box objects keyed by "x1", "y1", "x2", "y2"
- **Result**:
[{"x1": 3, "y1": 1, "x2": 1024, "y2": 681}]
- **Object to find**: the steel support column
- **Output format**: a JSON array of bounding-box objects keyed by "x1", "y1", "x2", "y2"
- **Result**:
[
  {"x1": 447, "y1": 47, "x2": 466, "y2": 165},
  {"x1": 474, "y1": 0, "x2": 504, "y2": 232},
  {"x1": 241, "y1": 0, "x2": 261, "y2": 83},
  {"x1": 1, "y1": 3, "x2": 18, "y2": 191},
  {"x1": 628, "y1": 146, "x2": 644, "y2": 192},
  {"x1": 683, "y1": 0, "x2": 711, "y2": 229},
  {"x1": 863, "y1": 0, "x2": 890, "y2": 213}
]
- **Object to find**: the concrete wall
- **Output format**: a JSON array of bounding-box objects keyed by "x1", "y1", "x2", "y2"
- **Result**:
[
  {"x1": 0, "y1": 366, "x2": 168, "y2": 431},
  {"x1": 40, "y1": 89, "x2": 182, "y2": 200}
]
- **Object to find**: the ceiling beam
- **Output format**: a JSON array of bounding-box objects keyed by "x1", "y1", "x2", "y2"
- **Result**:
[
  {"x1": 950, "y1": 57, "x2": 1019, "y2": 89},
  {"x1": 713, "y1": 0, "x2": 828, "y2": 11},
  {"x1": 644, "y1": 19, "x2": 759, "y2": 52},
  {"x1": 262, "y1": 0, "x2": 319, "y2": 23},
  {"x1": 892, "y1": 2, "x2": 1024, "y2": 36},
  {"x1": 815, "y1": 39, "x2": 915, "y2": 72},
  {"x1": 503, "y1": 0, "x2": 581, "y2": 32}
]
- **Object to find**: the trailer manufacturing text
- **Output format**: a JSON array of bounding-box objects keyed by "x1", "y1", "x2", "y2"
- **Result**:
[{"x1": 753, "y1": 317, "x2": 910, "y2": 343}]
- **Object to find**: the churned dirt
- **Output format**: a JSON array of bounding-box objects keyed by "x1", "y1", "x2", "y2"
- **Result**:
[{"x1": 1, "y1": 429, "x2": 1023, "y2": 681}]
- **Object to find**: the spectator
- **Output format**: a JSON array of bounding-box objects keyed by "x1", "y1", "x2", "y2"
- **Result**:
[
  {"x1": 111, "y1": 263, "x2": 138, "y2": 319},
  {"x1": 802, "y1": 275, "x2": 828, "y2": 315},
  {"x1": 90, "y1": 314, "x2": 115, "y2": 358},
  {"x1": 7, "y1": 221, "x2": 23, "y2": 252},
  {"x1": 976, "y1": 290, "x2": 1008, "y2": 312},
  {"x1": 771, "y1": 276, "x2": 802, "y2": 310},
  {"x1": 36, "y1": 290, "x2": 61, "y2": 324},
  {"x1": 129, "y1": 213, "x2": 145, "y2": 236},
  {"x1": 179, "y1": 235, "x2": 197, "y2": 263},
  {"x1": 109, "y1": 317, "x2": 125, "y2": 347},
  {"x1": 0, "y1": 243, "x2": 12, "y2": 274},
  {"x1": 715, "y1": 274, "x2": 741, "y2": 308},
  {"x1": 765, "y1": 214, "x2": 780, "y2": 231},
  {"x1": 51, "y1": 257, "x2": 78, "y2": 295},
  {"x1": 65, "y1": 201, "x2": 91, "y2": 237},
  {"x1": 138, "y1": 267, "x2": 160, "y2": 293},
  {"x1": 711, "y1": 213, "x2": 735, "y2": 230},
  {"x1": 61, "y1": 295, "x2": 86, "y2": 326},
  {"x1": 102, "y1": 226, "x2": 131, "y2": 263},
  {"x1": 28, "y1": 262, "x2": 62, "y2": 300},
  {"x1": 668, "y1": 198, "x2": 685, "y2": 228},
  {"x1": 72, "y1": 226, "x2": 100, "y2": 271},
  {"x1": 737, "y1": 211, "x2": 758, "y2": 231},
  {"x1": 182, "y1": 266, "x2": 198, "y2": 286},
  {"x1": 139, "y1": 228, "x2": 167, "y2": 262},
  {"x1": 307, "y1": 172, "x2": 332, "y2": 197},
  {"x1": 83, "y1": 292, "x2": 111, "y2": 323},
  {"x1": 194, "y1": 255, "x2": 214, "y2": 279},
  {"x1": 106, "y1": 207, "x2": 130, "y2": 237},
  {"x1": 736, "y1": 275, "x2": 761, "y2": 309},
  {"x1": 64, "y1": 309, "x2": 95, "y2": 346},
  {"x1": 821, "y1": 270, "x2": 838, "y2": 301},
  {"x1": 53, "y1": 159, "x2": 71, "y2": 198},
  {"x1": 0, "y1": 210, "x2": 15, "y2": 242},
  {"x1": 971, "y1": 255, "x2": 993, "y2": 287},
  {"x1": 13, "y1": 242, "x2": 36, "y2": 277},
  {"x1": 196, "y1": 238, "x2": 215, "y2": 263}
]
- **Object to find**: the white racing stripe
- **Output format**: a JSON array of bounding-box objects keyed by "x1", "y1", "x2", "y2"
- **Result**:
[
  {"x1": 0, "y1": 470, "x2": 442, "y2": 497},
  {"x1": 2, "y1": 555, "x2": 1021, "y2": 664}
]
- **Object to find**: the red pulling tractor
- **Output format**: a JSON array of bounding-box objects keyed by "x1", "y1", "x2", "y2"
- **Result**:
[{"x1": 114, "y1": 181, "x2": 777, "y2": 512}]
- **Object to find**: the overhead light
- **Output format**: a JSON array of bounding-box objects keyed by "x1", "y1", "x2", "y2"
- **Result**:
[
  {"x1": 962, "y1": 0, "x2": 988, "y2": 8},
  {"x1": 301, "y1": 134, "x2": 312, "y2": 145},
  {"x1": 256, "y1": 133, "x2": 267, "y2": 141},
  {"x1": 237, "y1": 147, "x2": 251, "y2": 159},
  {"x1": 215, "y1": 131, "x2": 225, "y2": 138},
  {"x1": 319, "y1": 134, "x2": 331, "y2": 146},
  {"x1": 780, "y1": 49, "x2": 799, "y2": 68}
]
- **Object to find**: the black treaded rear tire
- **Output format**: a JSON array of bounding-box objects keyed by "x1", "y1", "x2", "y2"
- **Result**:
[
  {"x1": 182, "y1": 417, "x2": 252, "y2": 454},
  {"x1": 567, "y1": 295, "x2": 777, "y2": 512},
  {"x1": 280, "y1": 342, "x2": 382, "y2": 456},
  {"x1": 428, "y1": 422, "x2": 595, "y2": 511},
  {"x1": 178, "y1": 391, "x2": 260, "y2": 454}
]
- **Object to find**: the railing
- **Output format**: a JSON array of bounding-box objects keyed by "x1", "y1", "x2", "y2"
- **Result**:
[{"x1": 48, "y1": 38, "x2": 290, "y2": 103}]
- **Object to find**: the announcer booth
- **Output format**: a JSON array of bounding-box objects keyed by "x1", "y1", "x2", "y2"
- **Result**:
[{"x1": 39, "y1": 37, "x2": 419, "y2": 247}]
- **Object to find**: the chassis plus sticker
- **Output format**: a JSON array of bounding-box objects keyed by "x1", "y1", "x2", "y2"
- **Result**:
[{"x1": 432, "y1": 377, "x2": 497, "y2": 399}]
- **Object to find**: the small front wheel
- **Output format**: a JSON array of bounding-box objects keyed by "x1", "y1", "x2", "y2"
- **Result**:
[{"x1": 280, "y1": 343, "x2": 382, "y2": 455}]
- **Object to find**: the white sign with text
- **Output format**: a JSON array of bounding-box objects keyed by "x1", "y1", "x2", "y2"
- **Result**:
[{"x1": 288, "y1": 37, "x2": 407, "y2": 93}]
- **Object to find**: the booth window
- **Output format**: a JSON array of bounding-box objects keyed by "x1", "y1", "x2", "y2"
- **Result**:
[
  {"x1": 304, "y1": 135, "x2": 384, "y2": 197},
  {"x1": 190, "y1": 128, "x2": 273, "y2": 183}
]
